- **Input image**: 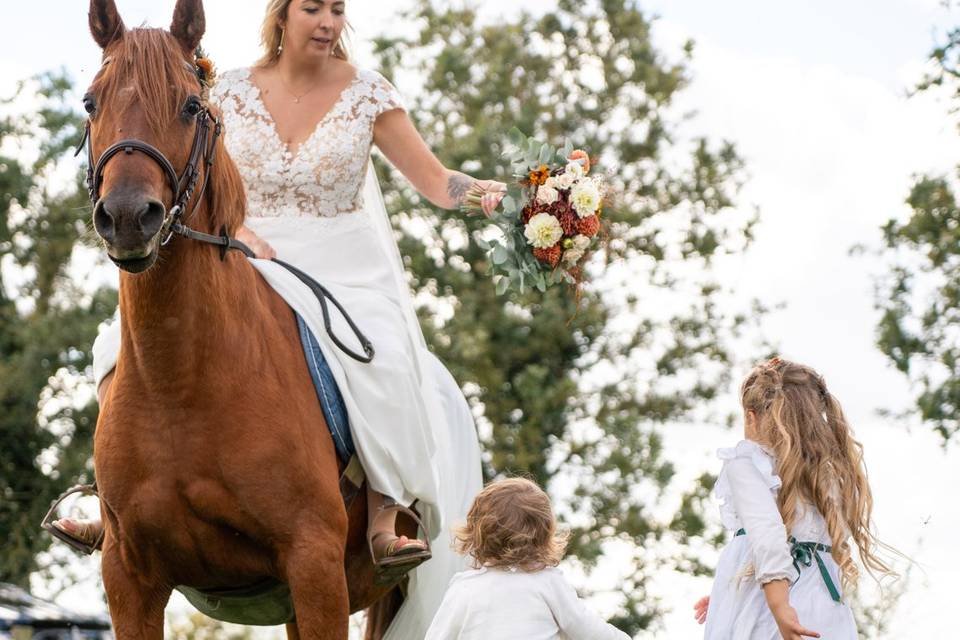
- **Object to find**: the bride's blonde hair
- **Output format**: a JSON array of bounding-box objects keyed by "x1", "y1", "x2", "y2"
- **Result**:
[
  {"x1": 257, "y1": 0, "x2": 351, "y2": 67},
  {"x1": 741, "y1": 357, "x2": 896, "y2": 592}
]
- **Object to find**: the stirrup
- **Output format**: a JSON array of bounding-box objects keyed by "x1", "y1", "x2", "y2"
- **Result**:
[
  {"x1": 41, "y1": 483, "x2": 104, "y2": 556},
  {"x1": 367, "y1": 502, "x2": 432, "y2": 587}
]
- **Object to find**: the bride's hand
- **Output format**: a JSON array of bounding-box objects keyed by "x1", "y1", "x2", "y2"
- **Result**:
[
  {"x1": 236, "y1": 225, "x2": 277, "y2": 260},
  {"x1": 475, "y1": 180, "x2": 507, "y2": 218}
]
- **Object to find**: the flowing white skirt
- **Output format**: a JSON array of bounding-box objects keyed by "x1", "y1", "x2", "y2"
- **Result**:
[
  {"x1": 704, "y1": 535, "x2": 857, "y2": 639},
  {"x1": 92, "y1": 211, "x2": 482, "y2": 638}
]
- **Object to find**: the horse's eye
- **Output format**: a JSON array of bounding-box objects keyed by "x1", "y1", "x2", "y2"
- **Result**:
[
  {"x1": 83, "y1": 94, "x2": 96, "y2": 115},
  {"x1": 183, "y1": 97, "x2": 202, "y2": 118}
]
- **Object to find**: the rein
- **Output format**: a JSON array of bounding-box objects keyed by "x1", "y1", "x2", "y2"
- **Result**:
[{"x1": 77, "y1": 93, "x2": 375, "y2": 364}]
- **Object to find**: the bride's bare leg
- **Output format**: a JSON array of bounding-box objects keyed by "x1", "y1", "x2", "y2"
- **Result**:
[{"x1": 365, "y1": 486, "x2": 428, "y2": 561}]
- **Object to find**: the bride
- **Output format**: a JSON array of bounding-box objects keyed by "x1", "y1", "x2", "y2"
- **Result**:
[{"x1": 55, "y1": 0, "x2": 504, "y2": 633}]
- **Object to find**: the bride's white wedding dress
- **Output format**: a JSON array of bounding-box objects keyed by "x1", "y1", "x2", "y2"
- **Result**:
[{"x1": 92, "y1": 66, "x2": 482, "y2": 638}]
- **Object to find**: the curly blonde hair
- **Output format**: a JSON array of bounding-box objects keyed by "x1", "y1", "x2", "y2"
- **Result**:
[
  {"x1": 741, "y1": 357, "x2": 896, "y2": 592},
  {"x1": 256, "y1": 0, "x2": 351, "y2": 67},
  {"x1": 454, "y1": 478, "x2": 569, "y2": 571}
]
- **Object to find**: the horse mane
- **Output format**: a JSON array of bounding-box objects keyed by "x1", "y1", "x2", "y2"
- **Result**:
[
  {"x1": 205, "y1": 108, "x2": 247, "y2": 235},
  {"x1": 98, "y1": 28, "x2": 246, "y2": 234}
]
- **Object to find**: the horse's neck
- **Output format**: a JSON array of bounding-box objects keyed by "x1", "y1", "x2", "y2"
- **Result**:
[{"x1": 117, "y1": 235, "x2": 261, "y2": 393}]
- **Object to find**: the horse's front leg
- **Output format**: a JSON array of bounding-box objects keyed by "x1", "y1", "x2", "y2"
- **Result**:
[
  {"x1": 101, "y1": 540, "x2": 171, "y2": 640},
  {"x1": 283, "y1": 521, "x2": 350, "y2": 640}
]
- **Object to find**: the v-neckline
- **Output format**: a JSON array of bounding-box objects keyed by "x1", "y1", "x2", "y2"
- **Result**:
[{"x1": 245, "y1": 66, "x2": 360, "y2": 161}]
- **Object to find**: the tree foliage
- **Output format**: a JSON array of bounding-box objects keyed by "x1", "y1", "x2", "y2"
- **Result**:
[
  {"x1": 874, "y1": 4, "x2": 960, "y2": 442},
  {"x1": 0, "y1": 71, "x2": 116, "y2": 586}
]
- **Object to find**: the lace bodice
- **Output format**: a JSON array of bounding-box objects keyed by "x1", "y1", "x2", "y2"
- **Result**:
[{"x1": 210, "y1": 67, "x2": 404, "y2": 218}]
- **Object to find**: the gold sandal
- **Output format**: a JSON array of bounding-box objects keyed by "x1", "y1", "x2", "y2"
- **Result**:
[{"x1": 368, "y1": 503, "x2": 431, "y2": 586}]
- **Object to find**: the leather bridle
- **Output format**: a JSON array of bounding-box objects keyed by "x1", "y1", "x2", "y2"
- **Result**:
[{"x1": 76, "y1": 99, "x2": 221, "y2": 246}]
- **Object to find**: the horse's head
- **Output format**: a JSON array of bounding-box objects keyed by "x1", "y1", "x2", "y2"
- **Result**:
[{"x1": 85, "y1": 0, "x2": 214, "y2": 273}]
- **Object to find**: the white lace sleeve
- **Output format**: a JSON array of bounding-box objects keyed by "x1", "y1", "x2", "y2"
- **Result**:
[{"x1": 369, "y1": 71, "x2": 405, "y2": 117}]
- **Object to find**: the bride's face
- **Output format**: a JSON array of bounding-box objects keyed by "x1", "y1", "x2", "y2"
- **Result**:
[{"x1": 283, "y1": 0, "x2": 346, "y2": 60}]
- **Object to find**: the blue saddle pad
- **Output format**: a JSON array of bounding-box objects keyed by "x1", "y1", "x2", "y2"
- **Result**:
[{"x1": 295, "y1": 313, "x2": 355, "y2": 463}]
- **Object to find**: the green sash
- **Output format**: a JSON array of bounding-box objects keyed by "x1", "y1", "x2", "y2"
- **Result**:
[{"x1": 733, "y1": 528, "x2": 842, "y2": 603}]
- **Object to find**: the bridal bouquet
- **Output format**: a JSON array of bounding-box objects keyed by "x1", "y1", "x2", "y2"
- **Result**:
[{"x1": 464, "y1": 128, "x2": 605, "y2": 295}]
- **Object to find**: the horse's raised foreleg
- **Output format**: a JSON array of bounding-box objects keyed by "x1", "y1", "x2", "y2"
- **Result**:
[
  {"x1": 101, "y1": 543, "x2": 171, "y2": 639},
  {"x1": 283, "y1": 528, "x2": 351, "y2": 640}
]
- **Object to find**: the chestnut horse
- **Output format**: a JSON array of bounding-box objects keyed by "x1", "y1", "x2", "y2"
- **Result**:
[{"x1": 84, "y1": 0, "x2": 403, "y2": 637}]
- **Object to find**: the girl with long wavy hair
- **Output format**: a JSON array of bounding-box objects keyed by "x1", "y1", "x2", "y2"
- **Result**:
[{"x1": 694, "y1": 357, "x2": 895, "y2": 639}]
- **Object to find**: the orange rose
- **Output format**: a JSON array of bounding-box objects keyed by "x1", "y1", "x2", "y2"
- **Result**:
[{"x1": 569, "y1": 149, "x2": 591, "y2": 174}]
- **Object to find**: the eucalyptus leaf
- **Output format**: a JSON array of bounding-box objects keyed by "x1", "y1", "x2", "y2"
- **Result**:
[
  {"x1": 492, "y1": 245, "x2": 509, "y2": 264},
  {"x1": 539, "y1": 144, "x2": 554, "y2": 165},
  {"x1": 495, "y1": 277, "x2": 509, "y2": 296}
]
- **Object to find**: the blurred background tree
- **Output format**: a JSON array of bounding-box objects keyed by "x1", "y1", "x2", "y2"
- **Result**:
[
  {"x1": 0, "y1": 70, "x2": 115, "y2": 586},
  {"x1": 372, "y1": 0, "x2": 761, "y2": 631},
  {"x1": 873, "y1": 3, "x2": 960, "y2": 443}
]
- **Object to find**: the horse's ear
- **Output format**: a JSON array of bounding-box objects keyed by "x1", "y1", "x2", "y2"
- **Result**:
[
  {"x1": 170, "y1": 0, "x2": 206, "y2": 54},
  {"x1": 89, "y1": 0, "x2": 125, "y2": 49}
]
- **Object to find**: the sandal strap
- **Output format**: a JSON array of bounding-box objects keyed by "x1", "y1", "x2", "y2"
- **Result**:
[{"x1": 367, "y1": 503, "x2": 431, "y2": 564}]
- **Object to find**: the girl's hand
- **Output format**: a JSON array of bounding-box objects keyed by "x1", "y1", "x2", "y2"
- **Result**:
[
  {"x1": 771, "y1": 603, "x2": 820, "y2": 640},
  {"x1": 693, "y1": 595, "x2": 709, "y2": 625},
  {"x1": 475, "y1": 180, "x2": 507, "y2": 218},
  {"x1": 236, "y1": 225, "x2": 277, "y2": 260}
]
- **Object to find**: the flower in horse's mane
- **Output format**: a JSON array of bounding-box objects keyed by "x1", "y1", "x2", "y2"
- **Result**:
[
  {"x1": 194, "y1": 46, "x2": 217, "y2": 89},
  {"x1": 524, "y1": 212, "x2": 563, "y2": 249}
]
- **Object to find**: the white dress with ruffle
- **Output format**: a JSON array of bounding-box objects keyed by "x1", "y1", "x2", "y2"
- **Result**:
[
  {"x1": 91, "y1": 67, "x2": 482, "y2": 639},
  {"x1": 704, "y1": 440, "x2": 856, "y2": 639}
]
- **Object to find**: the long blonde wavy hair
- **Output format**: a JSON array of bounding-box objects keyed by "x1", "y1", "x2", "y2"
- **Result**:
[
  {"x1": 256, "y1": 0, "x2": 351, "y2": 67},
  {"x1": 741, "y1": 357, "x2": 896, "y2": 592}
]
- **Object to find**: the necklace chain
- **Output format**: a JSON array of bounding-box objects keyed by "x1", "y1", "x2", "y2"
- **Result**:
[{"x1": 278, "y1": 73, "x2": 321, "y2": 104}]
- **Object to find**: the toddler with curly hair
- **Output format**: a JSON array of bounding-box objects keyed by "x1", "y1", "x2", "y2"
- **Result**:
[{"x1": 425, "y1": 477, "x2": 630, "y2": 639}]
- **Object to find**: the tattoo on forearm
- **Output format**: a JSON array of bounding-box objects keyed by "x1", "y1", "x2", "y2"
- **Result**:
[{"x1": 447, "y1": 172, "x2": 475, "y2": 207}]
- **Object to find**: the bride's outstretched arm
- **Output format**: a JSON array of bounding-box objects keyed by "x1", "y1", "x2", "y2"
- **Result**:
[{"x1": 373, "y1": 110, "x2": 506, "y2": 216}]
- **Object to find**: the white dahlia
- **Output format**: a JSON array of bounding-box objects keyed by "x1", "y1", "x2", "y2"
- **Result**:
[
  {"x1": 570, "y1": 179, "x2": 601, "y2": 218},
  {"x1": 524, "y1": 213, "x2": 563, "y2": 249}
]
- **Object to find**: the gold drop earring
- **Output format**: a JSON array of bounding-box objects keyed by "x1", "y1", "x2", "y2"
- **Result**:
[{"x1": 278, "y1": 28, "x2": 285, "y2": 54}]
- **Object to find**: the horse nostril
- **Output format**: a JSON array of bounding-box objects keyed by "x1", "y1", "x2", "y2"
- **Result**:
[
  {"x1": 93, "y1": 201, "x2": 116, "y2": 243},
  {"x1": 137, "y1": 199, "x2": 166, "y2": 240}
]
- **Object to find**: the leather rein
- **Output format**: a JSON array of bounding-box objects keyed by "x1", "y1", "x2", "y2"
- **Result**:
[{"x1": 77, "y1": 91, "x2": 374, "y2": 363}]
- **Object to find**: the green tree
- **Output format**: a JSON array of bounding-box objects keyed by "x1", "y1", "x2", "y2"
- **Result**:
[
  {"x1": 0, "y1": 71, "x2": 116, "y2": 586},
  {"x1": 873, "y1": 5, "x2": 960, "y2": 443},
  {"x1": 372, "y1": 0, "x2": 760, "y2": 630}
]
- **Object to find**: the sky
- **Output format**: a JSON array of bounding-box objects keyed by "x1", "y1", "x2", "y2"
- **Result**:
[{"x1": 3, "y1": 0, "x2": 960, "y2": 638}]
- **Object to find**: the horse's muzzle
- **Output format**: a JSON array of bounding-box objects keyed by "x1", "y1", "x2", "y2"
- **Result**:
[{"x1": 94, "y1": 190, "x2": 166, "y2": 272}]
